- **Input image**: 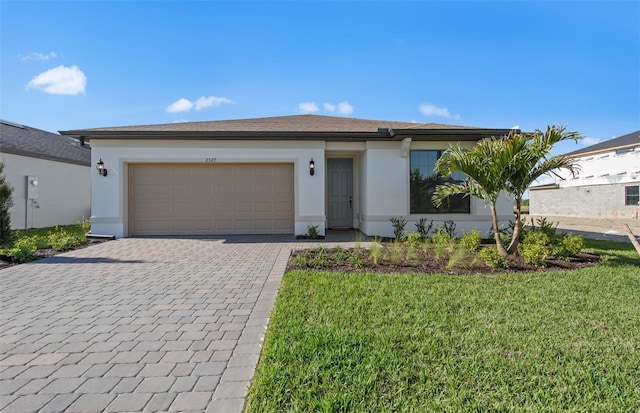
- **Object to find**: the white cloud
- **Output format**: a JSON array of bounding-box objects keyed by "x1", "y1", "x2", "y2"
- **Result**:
[
  {"x1": 166, "y1": 98, "x2": 193, "y2": 113},
  {"x1": 580, "y1": 137, "x2": 601, "y2": 146},
  {"x1": 21, "y1": 51, "x2": 57, "y2": 61},
  {"x1": 419, "y1": 103, "x2": 461, "y2": 120},
  {"x1": 194, "y1": 96, "x2": 234, "y2": 110},
  {"x1": 337, "y1": 101, "x2": 354, "y2": 115},
  {"x1": 322, "y1": 101, "x2": 353, "y2": 115},
  {"x1": 298, "y1": 102, "x2": 319, "y2": 113},
  {"x1": 26, "y1": 65, "x2": 86, "y2": 95},
  {"x1": 167, "y1": 95, "x2": 234, "y2": 113},
  {"x1": 323, "y1": 103, "x2": 336, "y2": 112}
]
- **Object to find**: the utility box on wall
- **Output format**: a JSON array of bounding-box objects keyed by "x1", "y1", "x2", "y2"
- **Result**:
[{"x1": 26, "y1": 175, "x2": 39, "y2": 199}]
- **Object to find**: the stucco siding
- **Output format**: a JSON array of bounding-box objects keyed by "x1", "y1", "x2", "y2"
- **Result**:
[
  {"x1": 90, "y1": 139, "x2": 326, "y2": 238},
  {"x1": 529, "y1": 183, "x2": 640, "y2": 220},
  {"x1": 1, "y1": 153, "x2": 90, "y2": 229}
]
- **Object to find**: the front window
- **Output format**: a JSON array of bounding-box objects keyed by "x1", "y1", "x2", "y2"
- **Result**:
[
  {"x1": 625, "y1": 186, "x2": 639, "y2": 206},
  {"x1": 410, "y1": 150, "x2": 470, "y2": 213}
]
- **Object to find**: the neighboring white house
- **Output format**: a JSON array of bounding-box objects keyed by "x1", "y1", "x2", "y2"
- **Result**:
[
  {"x1": 0, "y1": 120, "x2": 91, "y2": 229},
  {"x1": 60, "y1": 114, "x2": 515, "y2": 238},
  {"x1": 529, "y1": 130, "x2": 640, "y2": 220}
]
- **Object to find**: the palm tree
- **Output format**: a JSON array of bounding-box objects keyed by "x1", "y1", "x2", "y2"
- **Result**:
[
  {"x1": 433, "y1": 138, "x2": 516, "y2": 256},
  {"x1": 505, "y1": 125, "x2": 580, "y2": 253}
]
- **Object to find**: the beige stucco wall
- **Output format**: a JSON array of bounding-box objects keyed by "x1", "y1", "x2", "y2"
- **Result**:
[{"x1": 0, "y1": 152, "x2": 91, "y2": 229}]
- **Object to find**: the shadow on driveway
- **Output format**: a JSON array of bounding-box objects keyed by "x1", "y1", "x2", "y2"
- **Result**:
[{"x1": 31, "y1": 257, "x2": 146, "y2": 264}]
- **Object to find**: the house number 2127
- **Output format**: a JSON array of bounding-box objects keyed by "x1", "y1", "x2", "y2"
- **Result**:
[{"x1": 205, "y1": 158, "x2": 216, "y2": 163}]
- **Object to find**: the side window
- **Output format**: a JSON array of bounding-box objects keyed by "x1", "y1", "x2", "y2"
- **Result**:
[
  {"x1": 625, "y1": 186, "x2": 639, "y2": 206},
  {"x1": 409, "y1": 150, "x2": 470, "y2": 214}
]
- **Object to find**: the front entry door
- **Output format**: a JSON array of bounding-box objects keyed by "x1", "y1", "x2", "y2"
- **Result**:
[{"x1": 327, "y1": 158, "x2": 353, "y2": 228}]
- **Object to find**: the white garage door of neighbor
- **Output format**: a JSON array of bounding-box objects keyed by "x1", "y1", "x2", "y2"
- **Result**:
[{"x1": 128, "y1": 163, "x2": 294, "y2": 236}]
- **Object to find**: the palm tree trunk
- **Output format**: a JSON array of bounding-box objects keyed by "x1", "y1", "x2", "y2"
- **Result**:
[
  {"x1": 507, "y1": 199, "x2": 522, "y2": 254},
  {"x1": 490, "y1": 205, "x2": 507, "y2": 256}
]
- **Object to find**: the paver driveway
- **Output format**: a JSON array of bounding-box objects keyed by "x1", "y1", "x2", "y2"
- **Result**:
[{"x1": 0, "y1": 237, "x2": 294, "y2": 412}]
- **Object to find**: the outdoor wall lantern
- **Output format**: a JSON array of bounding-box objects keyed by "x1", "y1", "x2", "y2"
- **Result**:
[
  {"x1": 309, "y1": 158, "x2": 315, "y2": 176},
  {"x1": 96, "y1": 159, "x2": 108, "y2": 176}
]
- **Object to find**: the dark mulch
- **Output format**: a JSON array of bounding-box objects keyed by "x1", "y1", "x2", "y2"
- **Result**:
[{"x1": 287, "y1": 245, "x2": 601, "y2": 275}]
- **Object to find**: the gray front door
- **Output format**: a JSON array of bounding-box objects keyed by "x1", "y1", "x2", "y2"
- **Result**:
[{"x1": 327, "y1": 158, "x2": 353, "y2": 228}]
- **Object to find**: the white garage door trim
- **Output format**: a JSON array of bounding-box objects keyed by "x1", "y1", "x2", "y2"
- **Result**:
[{"x1": 128, "y1": 163, "x2": 294, "y2": 236}]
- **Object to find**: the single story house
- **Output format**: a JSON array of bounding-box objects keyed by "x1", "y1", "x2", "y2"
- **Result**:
[
  {"x1": 1, "y1": 119, "x2": 91, "y2": 229},
  {"x1": 529, "y1": 130, "x2": 640, "y2": 220},
  {"x1": 60, "y1": 115, "x2": 515, "y2": 238}
]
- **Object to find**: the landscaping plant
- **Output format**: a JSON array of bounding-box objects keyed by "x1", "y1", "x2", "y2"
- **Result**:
[
  {"x1": 0, "y1": 162, "x2": 13, "y2": 248},
  {"x1": 390, "y1": 217, "x2": 407, "y2": 240}
]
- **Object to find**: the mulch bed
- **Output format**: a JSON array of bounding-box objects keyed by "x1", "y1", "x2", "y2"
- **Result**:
[
  {"x1": 0, "y1": 240, "x2": 95, "y2": 270},
  {"x1": 287, "y1": 245, "x2": 601, "y2": 275}
]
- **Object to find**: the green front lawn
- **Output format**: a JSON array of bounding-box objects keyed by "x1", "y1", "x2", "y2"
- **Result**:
[{"x1": 246, "y1": 240, "x2": 640, "y2": 412}]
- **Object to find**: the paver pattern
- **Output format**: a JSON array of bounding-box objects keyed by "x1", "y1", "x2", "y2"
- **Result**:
[{"x1": 1, "y1": 235, "x2": 344, "y2": 412}]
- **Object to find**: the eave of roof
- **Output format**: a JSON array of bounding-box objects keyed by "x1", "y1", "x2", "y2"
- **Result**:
[
  {"x1": 563, "y1": 130, "x2": 640, "y2": 158},
  {"x1": 59, "y1": 115, "x2": 515, "y2": 141}
]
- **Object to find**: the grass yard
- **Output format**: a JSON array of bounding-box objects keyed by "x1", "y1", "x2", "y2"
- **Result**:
[{"x1": 246, "y1": 240, "x2": 640, "y2": 412}]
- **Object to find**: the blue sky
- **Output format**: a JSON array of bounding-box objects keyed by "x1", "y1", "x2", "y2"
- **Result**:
[{"x1": 1, "y1": 1, "x2": 638, "y2": 156}]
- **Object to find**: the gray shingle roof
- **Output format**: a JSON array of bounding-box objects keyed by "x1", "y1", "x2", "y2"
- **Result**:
[
  {"x1": 60, "y1": 114, "x2": 514, "y2": 142},
  {"x1": 1, "y1": 120, "x2": 91, "y2": 166},
  {"x1": 65, "y1": 114, "x2": 479, "y2": 133},
  {"x1": 563, "y1": 130, "x2": 640, "y2": 157}
]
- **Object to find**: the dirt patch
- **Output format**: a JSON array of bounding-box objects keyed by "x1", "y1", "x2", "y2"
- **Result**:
[{"x1": 287, "y1": 245, "x2": 601, "y2": 275}]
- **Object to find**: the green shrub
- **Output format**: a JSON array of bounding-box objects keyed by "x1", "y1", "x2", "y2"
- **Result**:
[
  {"x1": 306, "y1": 224, "x2": 320, "y2": 239},
  {"x1": 459, "y1": 229, "x2": 482, "y2": 252},
  {"x1": 370, "y1": 241, "x2": 383, "y2": 265},
  {"x1": 552, "y1": 234, "x2": 584, "y2": 260},
  {"x1": 415, "y1": 218, "x2": 433, "y2": 237},
  {"x1": 479, "y1": 246, "x2": 508, "y2": 268},
  {"x1": 519, "y1": 231, "x2": 550, "y2": 266},
  {"x1": 346, "y1": 252, "x2": 363, "y2": 268},
  {"x1": 8, "y1": 235, "x2": 42, "y2": 263},
  {"x1": 48, "y1": 228, "x2": 84, "y2": 251},
  {"x1": 405, "y1": 232, "x2": 422, "y2": 248},
  {"x1": 446, "y1": 246, "x2": 481, "y2": 269},
  {"x1": 77, "y1": 216, "x2": 91, "y2": 234},
  {"x1": 0, "y1": 162, "x2": 14, "y2": 248},
  {"x1": 431, "y1": 229, "x2": 454, "y2": 248},
  {"x1": 293, "y1": 251, "x2": 309, "y2": 267},
  {"x1": 390, "y1": 217, "x2": 407, "y2": 240}
]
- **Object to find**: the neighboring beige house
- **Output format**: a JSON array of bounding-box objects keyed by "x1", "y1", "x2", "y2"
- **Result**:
[
  {"x1": 529, "y1": 130, "x2": 640, "y2": 220},
  {"x1": 0, "y1": 120, "x2": 91, "y2": 229},
  {"x1": 60, "y1": 114, "x2": 515, "y2": 238}
]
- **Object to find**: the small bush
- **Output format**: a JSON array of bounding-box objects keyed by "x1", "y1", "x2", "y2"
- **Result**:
[
  {"x1": 446, "y1": 246, "x2": 480, "y2": 269},
  {"x1": 552, "y1": 234, "x2": 584, "y2": 260},
  {"x1": 431, "y1": 229, "x2": 454, "y2": 248},
  {"x1": 479, "y1": 246, "x2": 508, "y2": 268},
  {"x1": 519, "y1": 231, "x2": 551, "y2": 266},
  {"x1": 331, "y1": 246, "x2": 345, "y2": 264},
  {"x1": 346, "y1": 252, "x2": 363, "y2": 268},
  {"x1": 405, "y1": 232, "x2": 422, "y2": 248},
  {"x1": 8, "y1": 235, "x2": 42, "y2": 263},
  {"x1": 459, "y1": 229, "x2": 482, "y2": 252},
  {"x1": 436, "y1": 220, "x2": 457, "y2": 238},
  {"x1": 370, "y1": 241, "x2": 383, "y2": 265},
  {"x1": 390, "y1": 217, "x2": 407, "y2": 240},
  {"x1": 306, "y1": 225, "x2": 320, "y2": 239},
  {"x1": 293, "y1": 251, "x2": 309, "y2": 267},
  {"x1": 48, "y1": 228, "x2": 84, "y2": 251},
  {"x1": 415, "y1": 218, "x2": 433, "y2": 237},
  {"x1": 77, "y1": 216, "x2": 91, "y2": 234},
  {"x1": 310, "y1": 247, "x2": 328, "y2": 267}
]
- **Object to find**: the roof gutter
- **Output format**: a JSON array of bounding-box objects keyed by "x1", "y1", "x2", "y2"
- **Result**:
[{"x1": 60, "y1": 128, "x2": 516, "y2": 142}]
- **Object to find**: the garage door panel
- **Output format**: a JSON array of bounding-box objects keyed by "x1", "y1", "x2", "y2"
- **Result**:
[{"x1": 129, "y1": 163, "x2": 293, "y2": 235}]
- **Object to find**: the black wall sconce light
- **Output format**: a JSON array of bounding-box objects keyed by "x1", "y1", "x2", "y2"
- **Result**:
[
  {"x1": 309, "y1": 158, "x2": 315, "y2": 176},
  {"x1": 96, "y1": 158, "x2": 108, "y2": 176}
]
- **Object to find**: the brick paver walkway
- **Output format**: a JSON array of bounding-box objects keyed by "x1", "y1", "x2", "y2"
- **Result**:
[{"x1": 0, "y1": 236, "x2": 333, "y2": 412}]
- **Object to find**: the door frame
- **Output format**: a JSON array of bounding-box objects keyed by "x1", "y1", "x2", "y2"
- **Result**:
[{"x1": 326, "y1": 157, "x2": 355, "y2": 229}]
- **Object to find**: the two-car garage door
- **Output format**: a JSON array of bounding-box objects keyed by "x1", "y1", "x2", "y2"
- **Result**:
[{"x1": 128, "y1": 163, "x2": 294, "y2": 236}]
